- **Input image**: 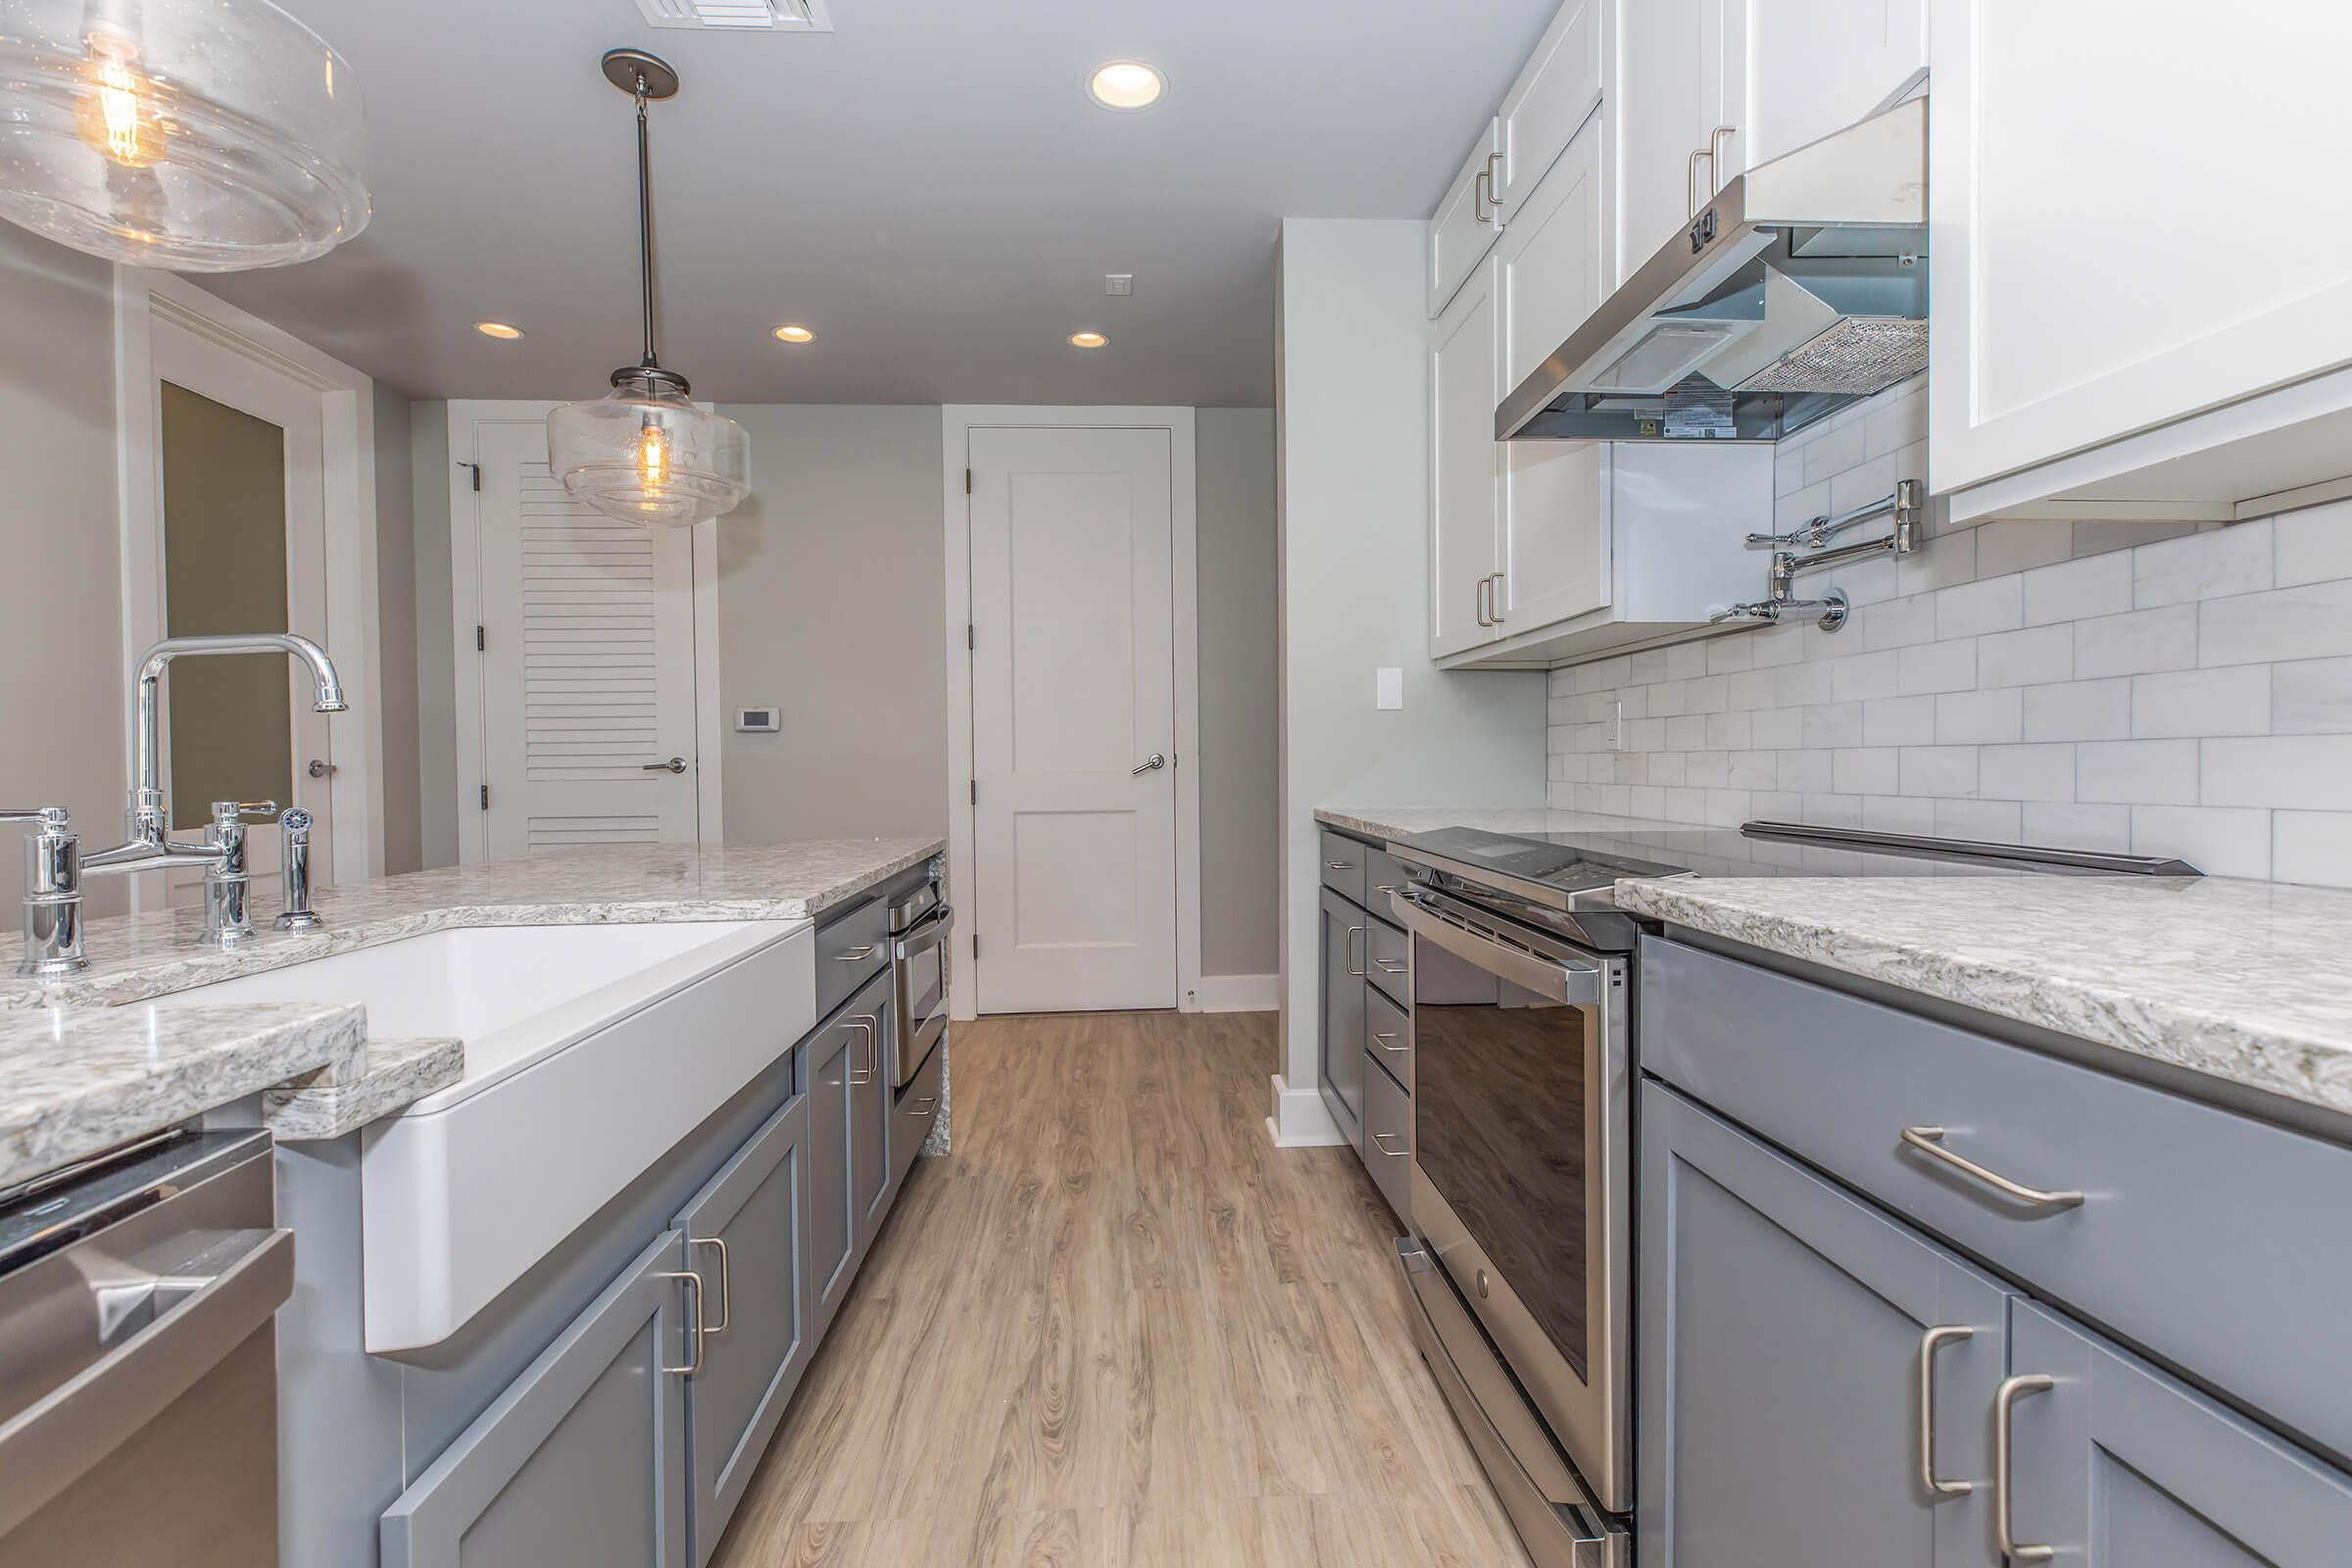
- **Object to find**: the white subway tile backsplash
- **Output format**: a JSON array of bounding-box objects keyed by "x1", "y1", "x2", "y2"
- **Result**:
[
  {"x1": 2275, "y1": 810, "x2": 2352, "y2": 890},
  {"x1": 2132, "y1": 520, "x2": 2272, "y2": 609},
  {"x1": 2201, "y1": 734, "x2": 2352, "y2": 810},
  {"x1": 1539, "y1": 381, "x2": 2352, "y2": 887},
  {"x1": 2022, "y1": 678, "x2": 2132, "y2": 743},
  {"x1": 2024, "y1": 552, "x2": 2132, "y2": 626},
  {"x1": 2074, "y1": 604, "x2": 2198, "y2": 679},
  {"x1": 2132, "y1": 666, "x2": 2270, "y2": 739},
  {"x1": 2077, "y1": 740, "x2": 2198, "y2": 806},
  {"x1": 1979, "y1": 624, "x2": 2074, "y2": 688},
  {"x1": 2132, "y1": 806, "x2": 2272, "y2": 878}
]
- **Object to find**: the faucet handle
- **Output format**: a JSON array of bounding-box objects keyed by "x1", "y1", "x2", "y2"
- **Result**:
[
  {"x1": 210, "y1": 800, "x2": 279, "y2": 826},
  {"x1": 0, "y1": 807, "x2": 71, "y2": 830}
]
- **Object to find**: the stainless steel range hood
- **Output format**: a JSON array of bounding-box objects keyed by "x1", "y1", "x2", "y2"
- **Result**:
[{"x1": 1498, "y1": 98, "x2": 1927, "y2": 444}]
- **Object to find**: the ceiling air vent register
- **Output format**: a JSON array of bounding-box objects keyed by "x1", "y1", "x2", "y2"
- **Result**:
[{"x1": 631, "y1": 0, "x2": 833, "y2": 31}]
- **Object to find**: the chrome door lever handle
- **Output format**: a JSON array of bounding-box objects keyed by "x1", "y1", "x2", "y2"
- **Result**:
[
  {"x1": 642, "y1": 757, "x2": 687, "y2": 773},
  {"x1": 306, "y1": 759, "x2": 337, "y2": 778},
  {"x1": 1131, "y1": 753, "x2": 1167, "y2": 775}
]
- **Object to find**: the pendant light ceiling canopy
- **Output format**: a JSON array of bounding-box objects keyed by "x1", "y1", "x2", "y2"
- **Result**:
[
  {"x1": 0, "y1": 0, "x2": 368, "y2": 270},
  {"x1": 546, "y1": 48, "x2": 749, "y2": 530}
]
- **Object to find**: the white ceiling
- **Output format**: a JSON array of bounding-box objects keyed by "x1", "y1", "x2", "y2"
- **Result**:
[{"x1": 198, "y1": 0, "x2": 1560, "y2": 407}]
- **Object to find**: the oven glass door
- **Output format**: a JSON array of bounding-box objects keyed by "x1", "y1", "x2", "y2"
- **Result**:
[{"x1": 1411, "y1": 924, "x2": 1592, "y2": 1380}]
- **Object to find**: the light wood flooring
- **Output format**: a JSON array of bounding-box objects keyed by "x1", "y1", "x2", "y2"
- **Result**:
[{"x1": 710, "y1": 1010, "x2": 1533, "y2": 1568}]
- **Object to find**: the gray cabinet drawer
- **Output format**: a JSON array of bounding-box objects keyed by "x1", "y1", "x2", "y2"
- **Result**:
[
  {"x1": 891, "y1": 1034, "x2": 944, "y2": 1193},
  {"x1": 1642, "y1": 935, "x2": 2352, "y2": 1465},
  {"x1": 1367, "y1": 917, "x2": 1411, "y2": 1008},
  {"x1": 1319, "y1": 830, "x2": 1369, "y2": 906},
  {"x1": 1364, "y1": 847, "x2": 1413, "y2": 916},
  {"x1": 1366, "y1": 982, "x2": 1411, "y2": 1094},
  {"x1": 1361, "y1": 1049, "x2": 1412, "y2": 1220},
  {"x1": 813, "y1": 897, "x2": 889, "y2": 1023}
]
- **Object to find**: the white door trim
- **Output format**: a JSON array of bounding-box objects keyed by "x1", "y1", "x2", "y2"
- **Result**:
[
  {"x1": 443, "y1": 400, "x2": 725, "y2": 862},
  {"x1": 941, "y1": 405, "x2": 1200, "y2": 1020},
  {"x1": 112, "y1": 267, "x2": 386, "y2": 895}
]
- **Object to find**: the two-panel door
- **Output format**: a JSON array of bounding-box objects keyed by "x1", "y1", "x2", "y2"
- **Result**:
[
  {"x1": 671, "y1": 1081, "x2": 813, "y2": 1566},
  {"x1": 1640, "y1": 1083, "x2": 2009, "y2": 1566}
]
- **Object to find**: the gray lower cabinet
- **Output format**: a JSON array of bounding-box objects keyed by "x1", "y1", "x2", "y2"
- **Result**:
[
  {"x1": 380, "y1": 1232, "x2": 692, "y2": 1567},
  {"x1": 1319, "y1": 885, "x2": 1367, "y2": 1146},
  {"x1": 809, "y1": 970, "x2": 893, "y2": 1341},
  {"x1": 1640, "y1": 1081, "x2": 2010, "y2": 1567},
  {"x1": 855, "y1": 995, "x2": 893, "y2": 1234},
  {"x1": 1360, "y1": 1053, "x2": 1412, "y2": 1219},
  {"x1": 2005, "y1": 1300, "x2": 2352, "y2": 1566},
  {"x1": 672, "y1": 1083, "x2": 812, "y2": 1566}
]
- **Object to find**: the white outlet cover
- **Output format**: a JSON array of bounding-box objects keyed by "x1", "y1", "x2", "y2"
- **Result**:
[
  {"x1": 1104, "y1": 273, "x2": 1134, "y2": 295},
  {"x1": 1375, "y1": 667, "x2": 1403, "y2": 710}
]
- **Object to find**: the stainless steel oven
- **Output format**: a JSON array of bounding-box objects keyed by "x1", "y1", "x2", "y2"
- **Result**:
[
  {"x1": 1392, "y1": 880, "x2": 1633, "y2": 1560},
  {"x1": 889, "y1": 874, "x2": 952, "y2": 1090}
]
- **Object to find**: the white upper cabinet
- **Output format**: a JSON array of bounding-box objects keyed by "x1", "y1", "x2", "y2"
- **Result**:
[
  {"x1": 1930, "y1": 1, "x2": 2352, "y2": 520},
  {"x1": 1494, "y1": 0, "x2": 1604, "y2": 213},
  {"x1": 1428, "y1": 120, "x2": 1504, "y2": 317},
  {"x1": 1429, "y1": 258, "x2": 1504, "y2": 659},
  {"x1": 1498, "y1": 122, "x2": 1612, "y2": 632},
  {"x1": 1608, "y1": 0, "x2": 1734, "y2": 285},
  {"x1": 1729, "y1": 0, "x2": 1927, "y2": 176}
]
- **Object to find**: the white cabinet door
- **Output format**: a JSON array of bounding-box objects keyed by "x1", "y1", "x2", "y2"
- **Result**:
[
  {"x1": 1730, "y1": 0, "x2": 1926, "y2": 175},
  {"x1": 1495, "y1": 0, "x2": 1604, "y2": 213},
  {"x1": 1429, "y1": 259, "x2": 1503, "y2": 660},
  {"x1": 1610, "y1": 0, "x2": 1734, "y2": 284},
  {"x1": 1931, "y1": 0, "x2": 2352, "y2": 497},
  {"x1": 1497, "y1": 122, "x2": 1612, "y2": 632},
  {"x1": 1429, "y1": 120, "x2": 1504, "y2": 318}
]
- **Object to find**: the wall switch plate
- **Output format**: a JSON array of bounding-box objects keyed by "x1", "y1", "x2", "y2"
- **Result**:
[
  {"x1": 735, "y1": 707, "x2": 781, "y2": 732},
  {"x1": 1375, "y1": 667, "x2": 1404, "y2": 710}
]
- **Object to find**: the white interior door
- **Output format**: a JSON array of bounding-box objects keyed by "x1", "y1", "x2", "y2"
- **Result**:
[
  {"x1": 144, "y1": 317, "x2": 337, "y2": 903},
  {"x1": 469, "y1": 418, "x2": 702, "y2": 858},
  {"x1": 967, "y1": 424, "x2": 1178, "y2": 1013}
]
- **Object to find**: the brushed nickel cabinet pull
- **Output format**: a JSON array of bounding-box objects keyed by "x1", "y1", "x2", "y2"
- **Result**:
[
  {"x1": 1371, "y1": 1132, "x2": 1406, "y2": 1157},
  {"x1": 1900, "y1": 1127, "x2": 2084, "y2": 1208},
  {"x1": 1346, "y1": 925, "x2": 1366, "y2": 978},
  {"x1": 1918, "y1": 1326, "x2": 1974, "y2": 1497},
  {"x1": 691, "y1": 1237, "x2": 731, "y2": 1335},
  {"x1": 1995, "y1": 1374, "x2": 2056, "y2": 1561},
  {"x1": 659, "y1": 1269, "x2": 706, "y2": 1376}
]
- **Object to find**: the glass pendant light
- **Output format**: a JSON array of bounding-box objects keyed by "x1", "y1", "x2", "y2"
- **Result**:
[
  {"x1": 0, "y1": 0, "x2": 368, "y2": 270},
  {"x1": 546, "y1": 49, "x2": 748, "y2": 529}
]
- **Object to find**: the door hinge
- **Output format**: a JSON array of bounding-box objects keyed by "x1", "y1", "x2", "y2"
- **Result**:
[
  {"x1": 475, "y1": 624, "x2": 486, "y2": 652},
  {"x1": 479, "y1": 783, "x2": 489, "y2": 809},
  {"x1": 964, "y1": 467, "x2": 972, "y2": 494},
  {"x1": 458, "y1": 462, "x2": 481, "y2": 492},
  {"x1": 971, "y1": 934, "x2": 979, "y2": 959},
  {"x1": 969, "y1": 779, "x2": 977, "y2": 806},
  {"x1": 966, "y1": 623, "x2": 975, "y2": 651}
]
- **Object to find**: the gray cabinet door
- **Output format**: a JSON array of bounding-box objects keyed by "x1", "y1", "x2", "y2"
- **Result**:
[
  {"x1": 2005, "y1": 1299, "x2": 2352, "y2": 1566},
  {"x1": 381, "y1": 1233, "x2": 691, "y2": 1568},
  {"x1": 1640, "y1": 1082, "x2": 2009, "y2": 1568},
  {"x1": 672, "y1": 1085, "x2": 812, "y2": 1567},
  {"x1": 852, "y1": 993, "x2": 892, "y2": 1241},
  {"x1": 1319, "y1": 885, "x2": 1367, "y2": 1146},
  {"x1": 808, "y1": 1006, "x2": 857, "y2": 1339},
  {"x1": 1360, "y1": 1048, "x2": 1412, "y2": 1219}
]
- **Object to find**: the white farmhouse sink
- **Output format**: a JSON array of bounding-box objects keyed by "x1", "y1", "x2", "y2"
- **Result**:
[{"x1": 155, "y1": 919, "x2": 815, "y2": 1350}]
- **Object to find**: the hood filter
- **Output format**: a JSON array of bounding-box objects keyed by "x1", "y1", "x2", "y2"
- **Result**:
[{"x1": 1736, "y1": 316, "x2": 1928, "y2": 395}]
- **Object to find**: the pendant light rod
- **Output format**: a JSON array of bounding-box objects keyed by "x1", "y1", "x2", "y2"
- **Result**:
[
  {"x1": 599, "y1": 48, "x2": 684, "y2": 391},
  {"x1": 634, "y1": 77, "x2": 657, "y2": 370}
]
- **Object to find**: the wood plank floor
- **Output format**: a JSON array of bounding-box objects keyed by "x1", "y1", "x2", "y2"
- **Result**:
[{"x1": 710, "y1": 1010, "x2": 1534, "y2": 1568}]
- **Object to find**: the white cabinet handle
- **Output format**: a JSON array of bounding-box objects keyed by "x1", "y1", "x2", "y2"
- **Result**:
[
  {"x1": 1474, "y1": 167, "x2": 1495, "y2": 224},
  {"x1": 1486, "y1": 151, "x2": 1506, "y2": 210},
  {"x1": 1708, "y1": 125, "x2": 1737, "y2": 194}
]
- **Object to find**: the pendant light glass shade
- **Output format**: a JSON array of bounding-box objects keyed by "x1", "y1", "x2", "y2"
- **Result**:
[
  {"x1": 547, "y1": 376, "x2": 749, "y2": 530},
  {"x1": 0, "y1": 0, "x2": 369, "y2": 270},
  {"x1": 547, "y1": 49, "x2": 748, "y2": 528}
]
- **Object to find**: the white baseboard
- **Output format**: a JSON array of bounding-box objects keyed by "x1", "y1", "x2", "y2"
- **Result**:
[
  {"x1": 1264, "y1": 1073, "x2": 1348, "y2": 1147},
  {"x1": 1186, "y1": 972, "x2": 1278, "y2": 1012}
]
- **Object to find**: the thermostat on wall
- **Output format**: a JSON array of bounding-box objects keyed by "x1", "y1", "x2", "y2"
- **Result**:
[{"x1": 735, "y1": 708, "x2": 781, "y2": 733}]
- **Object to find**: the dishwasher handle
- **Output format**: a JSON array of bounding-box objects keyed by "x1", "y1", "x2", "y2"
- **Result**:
[{"x1": 0, "y1": 1226, "x2": 293, "y2": 1537}]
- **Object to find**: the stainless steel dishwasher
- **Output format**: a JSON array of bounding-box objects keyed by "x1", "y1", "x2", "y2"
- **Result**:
[{"x1": 0, "y1": 1128, "x2": 290, "y2": 1566}]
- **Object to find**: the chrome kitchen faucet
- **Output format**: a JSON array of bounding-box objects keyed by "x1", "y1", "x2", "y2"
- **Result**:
[{"x1": 3, "y1": 633, "x2": 346, "y2": 975}]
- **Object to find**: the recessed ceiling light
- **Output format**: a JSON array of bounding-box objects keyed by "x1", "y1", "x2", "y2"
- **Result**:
[
  {"x1": 474, "y1": 321, "x2": 523, "y2": 340},
  {"x1": 1069, "y1": 330, "x2": 1108, "y2": 349},
  {"x1": 773, "y1": 324, "x2": 814, "y2": 343},
  {"x1": 1087, "y1": 61, "x2": 1165, "y2": 111}
]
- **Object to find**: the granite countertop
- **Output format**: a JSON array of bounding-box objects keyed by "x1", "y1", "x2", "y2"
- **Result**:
[
  {"x1": 1614, "y1": 874, "x2": 2352, "y2": 1121},
  {"x1": 1316, "y1": 806, "x2": 1693, "y2": 843},
  {"x1": 0, "y1": 839, "x2": 942, "y2": 1188}
]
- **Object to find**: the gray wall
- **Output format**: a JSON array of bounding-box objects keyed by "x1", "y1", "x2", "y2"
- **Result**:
[
  {"x1": 410, "y1": 401, "x2": 458, "y2": 869},
  {"x1": 371, "y1": 385, "x2": 422, "y2": 875},
  {"x1": 713, "y1": 405, "x2": 950, "y2": 843},
  {"x1": 1196, "y1": 409, "x2": 1280, "y2": 978},
  {"x1": 1274, "y1": 220, "x2": 1549, "y2": 1100}
]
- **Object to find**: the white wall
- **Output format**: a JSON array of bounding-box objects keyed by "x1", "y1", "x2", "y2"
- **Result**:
[
  {"x1": 1197, "y1": 408, "x2": 1280, "y2": 980},
  {"x1": 1547, "y1": 377, "x2": 2352, "y2": 885},
  {"x1": 0, "y1": 225, "x2": 127, "y2": 913},
  {"x1": 1274, "y1": 220, "x2": 1547, "y2": 1127},
  {"x1": 409, "y1": 400, "x2": 458, "y2": 869}
]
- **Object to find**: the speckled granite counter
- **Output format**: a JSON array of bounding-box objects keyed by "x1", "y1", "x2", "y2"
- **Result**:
[
  {"x1": 1614, "y1": 875, "x2": 2352, "y2": 1120},
  {"x1": 0, "y1": 839, "x2": 943, "y2": 1186},
  {"x1": 1316, "y1": 806, "x2": 1692, "y2": 842}
]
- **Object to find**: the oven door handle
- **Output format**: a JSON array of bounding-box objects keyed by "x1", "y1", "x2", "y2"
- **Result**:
[
  {"x1": 1394, "y1": 892, "x2": 1602, "y2": 1005},
  {"x1": 892, "y1": 903, "x2": 955, "y2": 960}
]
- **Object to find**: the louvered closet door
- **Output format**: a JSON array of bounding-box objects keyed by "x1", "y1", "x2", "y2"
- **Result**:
[{"x1": 475, "y1": 418, "x2": 701, "y2": 859}]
